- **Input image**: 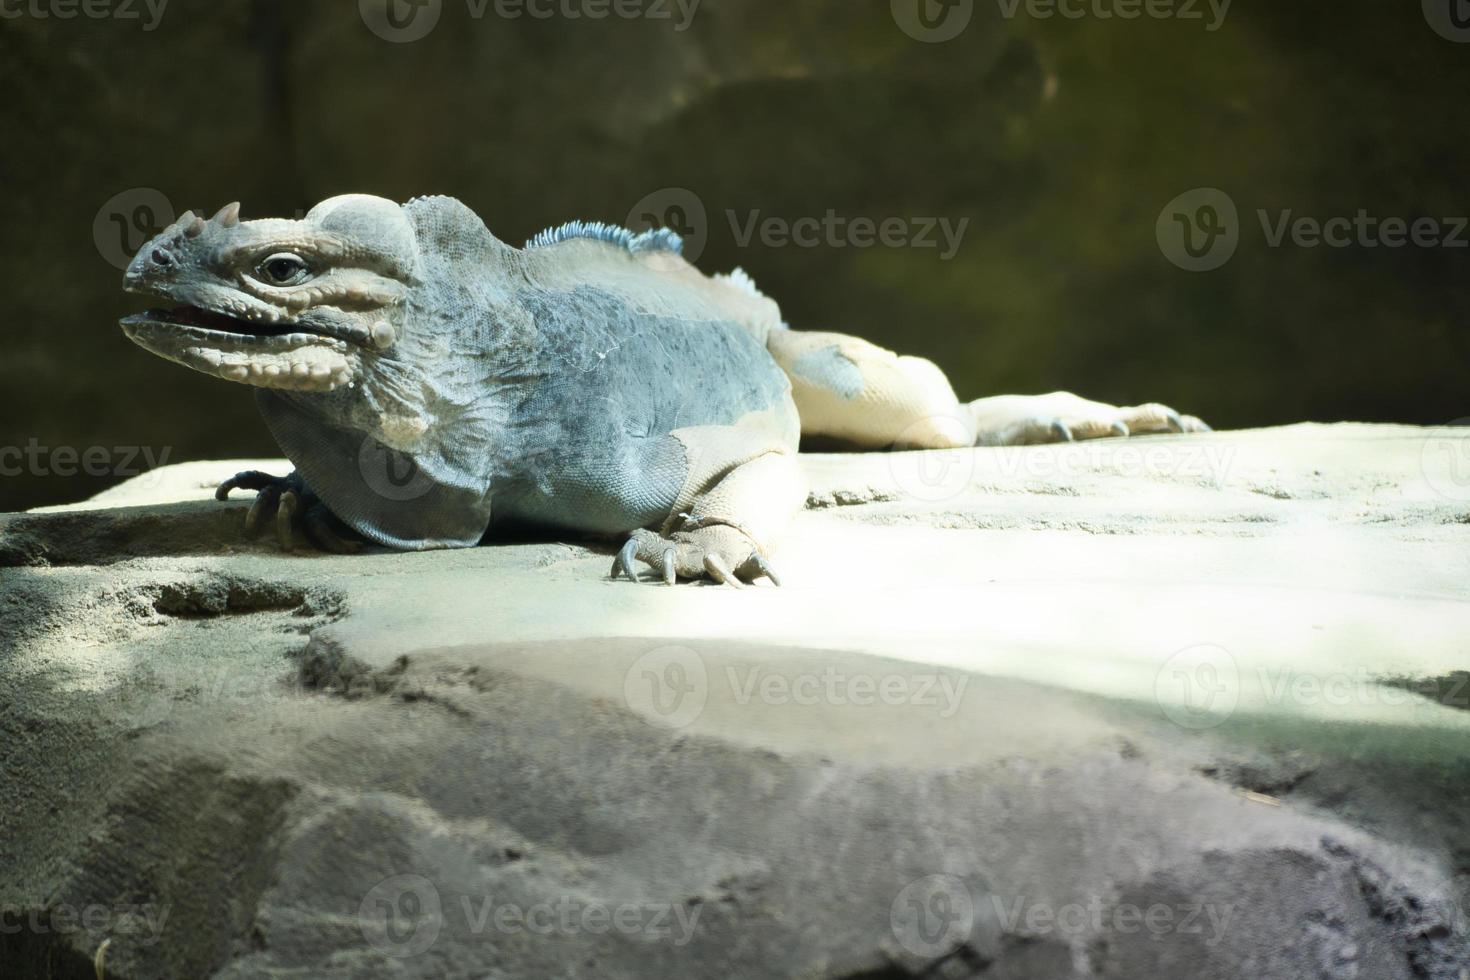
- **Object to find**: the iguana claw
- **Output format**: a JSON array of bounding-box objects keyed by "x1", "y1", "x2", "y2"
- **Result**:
[
  {"x1": 277, "y1": 490, "x2": 300, "y2": 551},
  {"x1": 612, "y1": 538, "x2": 642, "y2": 582},
  {"x1": 244, "y1": 484, "x2": 282, "y2": 533},
  {"x1": 748, "y1": 554, "x2": 783, "y2": 588},
  {"x1": 303, "y1": 508, "x2": 364, "y2": 554},
  {"x1": 703, "y1": 554, "x2": 745, "y2": 589},
  {"x1": 215, "y1": 470, "x2": 363, "y2": 554}
]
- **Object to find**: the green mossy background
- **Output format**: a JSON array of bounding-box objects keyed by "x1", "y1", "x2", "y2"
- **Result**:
[{"x1": 1, "y1": 0, "x2": 1467, "y2": 510}]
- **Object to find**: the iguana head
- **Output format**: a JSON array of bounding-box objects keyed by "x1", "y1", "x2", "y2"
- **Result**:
[{"x1": 121, "y1": 194, "x2": 421, "y2": 393}]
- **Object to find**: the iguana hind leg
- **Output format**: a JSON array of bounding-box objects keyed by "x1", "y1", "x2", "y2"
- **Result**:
[
  {"x1": 767, "y1": 329, "x2": 1210, "y2": 448},
  {"x1": 767, "y1": 329, "x2": 973, "y2": 450}
]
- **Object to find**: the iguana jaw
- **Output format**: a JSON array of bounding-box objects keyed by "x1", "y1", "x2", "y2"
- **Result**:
[
  {"x1": 120, "y1": 304, "x2": 356, "y2": 392},
  {"x1": 118, "y1": 197, "x2": 422, "y2": 394}
]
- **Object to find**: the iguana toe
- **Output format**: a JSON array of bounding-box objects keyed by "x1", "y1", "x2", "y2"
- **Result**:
[
  {"x1": 303, "y1": 505, "x2": 365, "y2": 554},
  {"x1": 216, "y1": 469, "x2": 282, "y2": 501},
  {"x1": 612, "y1": 538, "x2": 643, "y2": 582},
  {"x1": 741, "y1": 553, "x2": 783, "y2": 588},
  {"x1": 703, "y1": 554, "x2": 745, "y2": 589},
  {"x1": 244, "y1": 484, "x2": 283, "y2": 534},
  {"x1": 276, "y1": 490, "x2": 301, "y2": 551}
]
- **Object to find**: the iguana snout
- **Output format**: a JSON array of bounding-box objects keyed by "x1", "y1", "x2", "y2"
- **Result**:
[{"x1": 120, "y1": 194, "x2": 420, "y2": 393}]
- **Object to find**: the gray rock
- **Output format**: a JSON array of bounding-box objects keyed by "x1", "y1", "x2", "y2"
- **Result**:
[{"x1": 2, "y1": 425, "x2": 1467, "y2": 978}]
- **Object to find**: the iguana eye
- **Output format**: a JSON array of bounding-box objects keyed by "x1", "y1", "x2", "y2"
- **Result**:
[{"x1": 257, "y1": 253, "x2": 313, "y2": 286}]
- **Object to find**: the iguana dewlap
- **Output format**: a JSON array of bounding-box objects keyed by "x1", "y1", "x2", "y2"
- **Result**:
[{"x1": 121, "y1": 194, "x2": 1208, "y2": 585}]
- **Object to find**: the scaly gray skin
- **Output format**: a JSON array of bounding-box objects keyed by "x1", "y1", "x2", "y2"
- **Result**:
[
  {"x1": 122, "y1": 194, "x2": 1210, "y2": 585},
  {"x1": 122, "y1": 194, "x2": 802, "y2": 585}
]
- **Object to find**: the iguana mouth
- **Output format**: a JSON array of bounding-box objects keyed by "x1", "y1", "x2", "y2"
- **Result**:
[
  {"x1": 121, "y1": 304, "x2": 331, "y2": 345},
  {"x1": 120, "y1": 304, "x2": 356, "y2": 391}
]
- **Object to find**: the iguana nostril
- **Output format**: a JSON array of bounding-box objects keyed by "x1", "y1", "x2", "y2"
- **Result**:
[{"x1": 152, "y1": 248, "x2": 173, "y2": 267}]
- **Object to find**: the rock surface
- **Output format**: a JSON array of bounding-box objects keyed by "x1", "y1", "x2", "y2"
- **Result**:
[{"x1": 2, "y1": 424, "x2": 1468, "y2": 979}]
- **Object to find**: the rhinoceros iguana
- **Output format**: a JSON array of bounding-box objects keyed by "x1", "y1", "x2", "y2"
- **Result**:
[{"x1": 120, "y1": 194, "x2": 1208, "y2": 586}]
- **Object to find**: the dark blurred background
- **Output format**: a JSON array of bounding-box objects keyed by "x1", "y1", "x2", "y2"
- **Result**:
[{"x1": 2, "y1": 0, "x2": 1467, "y2": 511}]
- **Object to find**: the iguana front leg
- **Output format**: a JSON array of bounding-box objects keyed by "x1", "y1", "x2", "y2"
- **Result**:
[
  {"x1": 215, "y1": 470, "x2": 364, "y2": 554},
  {"x1": 611, "y1": 450, "x2": 803, "y2": 588},
  {"x1": 613, "y1": 522, "x2": 781, "y2": 588}
]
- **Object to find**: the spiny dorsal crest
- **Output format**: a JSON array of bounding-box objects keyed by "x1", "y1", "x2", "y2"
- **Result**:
[{"x1": 525, "y1": 220, "x2": 684, "y2": 256}]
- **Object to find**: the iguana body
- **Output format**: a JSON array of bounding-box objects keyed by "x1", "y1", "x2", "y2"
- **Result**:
[{"x1": 121, "y1": 194, "x2": 1207, "y2": 585}]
